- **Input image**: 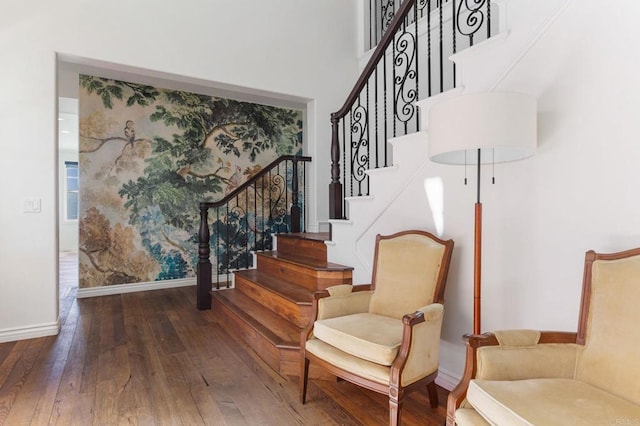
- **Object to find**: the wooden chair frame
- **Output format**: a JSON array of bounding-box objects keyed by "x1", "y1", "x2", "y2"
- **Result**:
[
  {"x1": 300, "y1": 230, "x2": 455, "y2": 426},
  {"x1": 445, "y1": 247, "x2": 640, "y2": 425}
]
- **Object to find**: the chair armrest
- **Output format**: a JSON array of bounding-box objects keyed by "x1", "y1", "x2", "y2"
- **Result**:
[
  {"x1": 316, "y1": 285, "x2": 373, "y2": 320},
  {"x1": 446, "y1": 330, "x2": 579, "y2": 426},
  {"x1": 391, "y1": 303, "x2": 444, "y2": 387},
  {"x1": 476, "y1": 335, "x2": 580, "y2": 381},
  {"x1": 301, "y1": 284, "x2": 373, "y2": 341}
]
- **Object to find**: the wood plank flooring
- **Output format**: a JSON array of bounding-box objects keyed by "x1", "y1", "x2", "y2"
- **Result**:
[{"x1": 0, "y1": 253, "x2": 448, "y2": 425}]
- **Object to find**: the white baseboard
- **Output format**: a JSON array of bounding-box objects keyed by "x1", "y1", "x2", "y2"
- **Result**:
[
  {"x1": 436, "y1": 367, "x2": 461, "y2": 391},
  {"x1": 76, "y1": 277, "x2": 196, "y2": 298},
  {"x1": 0, "y1": 319, "x2": 61, "y2": 343}
]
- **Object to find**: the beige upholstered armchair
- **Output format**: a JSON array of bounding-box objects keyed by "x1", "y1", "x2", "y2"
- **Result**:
[
  {"x1": 299, "y1": 230, "x2": 454, "y2": 426},
  {"x1": 448, "y1": 248, "x2": 640, "y2": 425}
]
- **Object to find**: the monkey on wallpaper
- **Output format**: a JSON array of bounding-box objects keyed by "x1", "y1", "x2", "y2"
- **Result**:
[{"x1": 124, "y1": 120, "x2": 136, "y2": 148}]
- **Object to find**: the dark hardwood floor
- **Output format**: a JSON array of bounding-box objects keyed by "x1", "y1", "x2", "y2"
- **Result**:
[{"x1": 0, "y1": 253, "x2": 448, "y2": 425}]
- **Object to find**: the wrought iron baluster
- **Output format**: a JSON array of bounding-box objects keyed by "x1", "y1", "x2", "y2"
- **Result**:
[
  {"x1": 392, "y1": 30, "x2": 397, "y2": 138},
  {"x1": 439, "y1": 0, "x2": 444, "y2": 93},
  {"x1": 427, "y1": 0, "x2": 432, "y2": 97},
  {"x1": 341, "y1": 117, "x2": 346, "y2": 217},
  {"x1": 370, "y1": 0, "x2": 374, "y2": 49},
  {"x1": 291, "y1": 159, "x2": 300, "y2": 233},
  {"x1": 215, "y1": 207, "x2": 220, "y2": 288},
  {"x1": 414, "y1": 0, "x2": 420, "y2": 131},
  {"x1": 302, "y1": 161, "x2": 307, "y2": 232},
  {"x1": 244, "y1": 190, "x2": 248, "y2": 271},
  {"x1": 453, "y1": 0, "x2": 457, "y2": 87},
  {"x1": 225, "y1": 203, "x2": 229, "y2": 284},
  {"x1": 383, "y1": 51, "x2": 389, "y2": 167},
  {"x1": 253, "y1": 180, "x2": 258, "y2": 250},
  {"x1": 374, "y1": 68, "x2": 379, "y2": 169},
  {"x1": 393, "y1": 17, "x2": 418, "y2": 135},
  {"x1": 486, "y1": 0, "x2": 491, "y2": 38},
  {"x1": 350, "y1": 96, "x2": 369, "y2": 197},
  {"x1": 456, "y1": 0, "x2": 488, "y2": 47},
  {"x1": 366, "y1": 82, "x2": 370, "y2": 186}
]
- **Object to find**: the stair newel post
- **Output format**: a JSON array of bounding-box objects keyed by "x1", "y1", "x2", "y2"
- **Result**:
[
  {"x1": 291, "y1": 158, "x2": 301, "y2": 233},
  {"x1": 329, "y1": 114, "x2": 343, "y2": 219},
  {"x1": 197, "y1": 202, "x2": 212, "y2": 310}
]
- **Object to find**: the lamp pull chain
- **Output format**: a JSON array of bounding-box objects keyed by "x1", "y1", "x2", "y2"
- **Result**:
[
  {"x1": 464, "y1": 150, "x2": 468, "y2": 185},
  {"x1": 492, "y1": 148, "x2": 495, "y2": 184}
]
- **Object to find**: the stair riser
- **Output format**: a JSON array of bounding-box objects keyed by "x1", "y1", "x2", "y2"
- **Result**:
[
  {"x1": 213, "y1": 295, "x2": 282, "y2": 372},
  {"x1": 212, "y1": 294, "x2": 333, "y2": 379},
  {"x1": 235, "y1": 275, "x2": 312, "y2": 328},
  {"x1": 257, "y1": 256, "x2": 352, "y2": 291},
  {"x1": 276, "y1": 237, "x2": 327, "y2": 262}
]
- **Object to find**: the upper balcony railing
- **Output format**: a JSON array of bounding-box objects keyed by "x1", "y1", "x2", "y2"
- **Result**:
[{"x1": 330, "y1": 0, "x2": 493, "y2": 219}]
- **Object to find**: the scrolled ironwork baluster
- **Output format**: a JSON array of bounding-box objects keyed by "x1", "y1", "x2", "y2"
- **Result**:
[
  {"x1": 417, "y1": 0, "x2": 429, "y2": 20},
  {"x1": 381, "y1": 0, "x2": 396, "y2": 37},
  {"x1": 350, "y1": 97, "x2": 369, "y2": 197},
  {"x1": 456, "y1": 0, "x2": 487, "y2": 46},
  {"x1": 394, "y1": 23, "x2": 418, "y2": 133}
]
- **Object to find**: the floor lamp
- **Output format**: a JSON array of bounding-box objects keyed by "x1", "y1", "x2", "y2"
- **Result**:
[{"x1": 428, "y1": 92, "x2": 537, "y2": 334}]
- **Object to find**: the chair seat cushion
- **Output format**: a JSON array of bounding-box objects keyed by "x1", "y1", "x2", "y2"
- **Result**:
[
  {"x1": 305, "y1": 338, "x2": 390, "y2": 385},
  {"x1": 467, "y1": 378, "x2": 640, "y2": 425},
  {"x1": 313, "y1": 312, "x2": 402, "y2": 366}
]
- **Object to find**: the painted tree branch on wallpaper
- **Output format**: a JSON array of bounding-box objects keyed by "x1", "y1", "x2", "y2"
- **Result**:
[{"x1": 78, "y1": 75, "x2": 303, "y2": 288}]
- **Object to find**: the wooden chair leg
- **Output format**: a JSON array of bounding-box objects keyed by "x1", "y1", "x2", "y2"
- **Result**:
[
  {"x1": 389, "y1": 387, "x2": 403, "y2": 426},
  {"x1": 300, "y1": 356, "x2": 310, "y2": 403},
  {"x1": 427, "y1": 381, "x2": 439, "y2": 408}
]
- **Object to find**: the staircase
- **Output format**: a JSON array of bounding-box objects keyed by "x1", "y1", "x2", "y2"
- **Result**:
[
  {"x1": 210, "y1": 232, "x2": 353, "y2": 377},
  {"x1": 327, "y1": 0, "x2": 571, "y2": 284}
]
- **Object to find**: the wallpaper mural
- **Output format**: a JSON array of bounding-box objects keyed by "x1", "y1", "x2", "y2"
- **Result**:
[{"x1": 78, "y1": 75, "x2": 303, "y2": 288}]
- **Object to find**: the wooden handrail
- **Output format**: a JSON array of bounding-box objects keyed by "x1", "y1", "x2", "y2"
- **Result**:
[
  {"x1": 200, "y1": 155, "x2": 311, "y2": 209},
  {"x1": 333, "y1": 0, "x2": 417, "y2": 121}
]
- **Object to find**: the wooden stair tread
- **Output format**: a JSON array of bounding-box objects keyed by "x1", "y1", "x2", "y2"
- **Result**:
[
  {"x1": 277, "y1": 232, "x2": 330, "y2": 242},
  {"x1": 259, "y1": 251, "x2": 353, "y2": 272},
  {"x1": 234, "y1": 269, "x2": 314, "y2": 306},
  {"x1": 212, "y1": 289, "x2": 301, "y2": 349}
]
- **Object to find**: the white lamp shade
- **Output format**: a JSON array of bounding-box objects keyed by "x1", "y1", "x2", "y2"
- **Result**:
[{"x1": 428, "y1": 92, "x2": 537, "y2": 165}]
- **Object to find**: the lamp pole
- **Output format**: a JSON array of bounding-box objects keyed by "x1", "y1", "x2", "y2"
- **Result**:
[{"x1": 474, "y1": 149, "x2": 482, "y2": 335}]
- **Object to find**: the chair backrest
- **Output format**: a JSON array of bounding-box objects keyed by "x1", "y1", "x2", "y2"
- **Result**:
[
  {"x1": 368, "y1": 230, "x2": 454, "y2": 319},
  {"x1": 575, "y1": 248, "x2": 640, "y2": 404}
]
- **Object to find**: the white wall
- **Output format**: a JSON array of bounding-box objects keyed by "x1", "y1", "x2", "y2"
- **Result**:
[{"x1": 0, "y1": 0, "x2": 360, "y2": 341}]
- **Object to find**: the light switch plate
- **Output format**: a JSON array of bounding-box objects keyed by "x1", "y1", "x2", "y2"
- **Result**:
[{"x1": 23, "y1": 197, "x2": 42, "y2": 213}]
